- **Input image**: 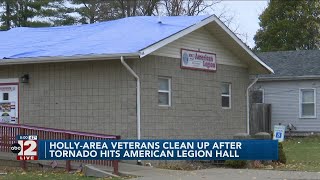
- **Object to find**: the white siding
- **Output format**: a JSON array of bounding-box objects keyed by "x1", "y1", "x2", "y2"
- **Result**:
[
  {"x1": 151, "y1": 27, "x2": 248, "y2": 68},
  {"x1": 256, "y1": 80, "x2": 320, "y2": 132}
]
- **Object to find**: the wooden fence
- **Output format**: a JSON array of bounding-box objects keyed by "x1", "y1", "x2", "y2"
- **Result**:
[{"x1": 250, "y1": 103, "x2": 272, "y2": 135}]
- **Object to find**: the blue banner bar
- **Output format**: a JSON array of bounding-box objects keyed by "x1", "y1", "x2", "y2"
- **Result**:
[{"x1": 38, "y1": 140, "x2": 278, "y2": 160}]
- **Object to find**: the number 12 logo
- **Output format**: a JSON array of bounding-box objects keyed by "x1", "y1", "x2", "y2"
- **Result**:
[{"x1": 17, "y1": 140, "x2": 38, "y2": 160}]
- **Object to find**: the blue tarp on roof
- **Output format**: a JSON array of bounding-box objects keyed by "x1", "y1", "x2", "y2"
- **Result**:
[{"x1": 0, "y1": 15, "x2": 210, "y2": 59}]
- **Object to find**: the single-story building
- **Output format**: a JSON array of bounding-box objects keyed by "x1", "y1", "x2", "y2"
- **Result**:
[
  {"x1": 255, "y1": 50, "x2": 320, "y2": 132},
  {"x1": 0, "y1": 15, "x2": 272, "y2": 139}
]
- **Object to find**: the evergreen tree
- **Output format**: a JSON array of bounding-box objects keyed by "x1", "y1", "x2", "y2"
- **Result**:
[
  {"x1": 0, "y1": 0, "x2": 15, "y2": 30},
  {"x1": 0, "y1": 0, "x2": 59, "y2": 30}
]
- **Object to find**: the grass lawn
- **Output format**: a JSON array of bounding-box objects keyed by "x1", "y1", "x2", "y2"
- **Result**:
[
  {"x1": 280, "y1": 135, "x2": 320, "y2": 172},
  {"x1": 0, "y1": 169, "x2": 124, "y2": 180}
]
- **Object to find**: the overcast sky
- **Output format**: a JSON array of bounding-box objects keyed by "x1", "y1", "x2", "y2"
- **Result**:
[{"x1": 215, "y1": 1, "x2": 269, "y2": 48}]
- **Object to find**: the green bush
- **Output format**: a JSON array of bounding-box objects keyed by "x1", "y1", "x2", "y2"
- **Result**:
[
  {"x1": 277, "y1": 142, "x2": 286, "y2": 164},
  {"x1": 224, "y1": 160, "x2": 247, "y2": 168}
]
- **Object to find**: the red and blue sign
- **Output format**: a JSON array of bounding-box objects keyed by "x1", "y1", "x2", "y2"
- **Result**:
[{"x1": 32, "y1": 140, "x2": 279, "y2": 161}]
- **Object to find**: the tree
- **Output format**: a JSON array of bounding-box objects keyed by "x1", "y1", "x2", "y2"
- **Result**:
[
  {"x1": 0, "y1": 0, "x2": 239, "y2": 40},
  {"x1": 158, "y1": 0, "x2": 220, "y2": 16},
  {"x1": 65, "y1": 0, "x2": 108, "y2": 24},
  {"x1": 0, "y1": 0, "x2": 15, "y2": 30},
  {"x1": 65, "y1": 0, "x2": 160, "y2": 24},
  {"x1": 65, "y1": 0, "x2": 236, "y2": 26},
  {"x1": 254, "y1": 0, "x2": 320, "y2": 52},
  {"x1": 42, "y1": 0, "x2": 77, "y2": 26},
  {"x1": 0, "y1": 0, "x2": 63, "y2": 30}
]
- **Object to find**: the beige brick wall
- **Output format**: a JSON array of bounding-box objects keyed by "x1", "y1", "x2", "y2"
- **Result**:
[
  {"x1": 0, "y1": 55, "x2": 248, "y2": 139},
  {"x1": 0, "y1": 60, "x2": 137, "y2": 138},
  {"x1": 135, "y1": 56, "x2": 249, "y2": 139}
]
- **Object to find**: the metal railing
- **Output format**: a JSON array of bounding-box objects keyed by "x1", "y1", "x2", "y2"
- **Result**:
[{"x1": 0, "y1": 123, "x2": 120, "y2": 174}]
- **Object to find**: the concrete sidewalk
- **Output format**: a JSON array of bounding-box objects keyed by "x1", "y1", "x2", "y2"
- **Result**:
[
  {"x1": 1, "y1": 151, "x2": 319, "y2": 180},
  {"x1": 118, "y1": 162, "x2": 190, "y2": 178},
  {"x1": 118, "y1": 163, "x2": 320, "y2": 180}
]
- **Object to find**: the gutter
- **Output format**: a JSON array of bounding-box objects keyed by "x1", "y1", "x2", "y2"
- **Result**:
[
  {"x1": 246, "y1": 78, "x2": 259, "y2": 135},
  {"x1": 258, "y1": 75, "x2": 320, "y2": 81},
  {"x1": 120, "y1": 56, "x2": 141, "y2": 141},
  {"x1": 120, "y1": 56, "x2": 142, "y2": 165},
  {"x1": 0, "y1": 53, "x2": 140, "y2": 65}
]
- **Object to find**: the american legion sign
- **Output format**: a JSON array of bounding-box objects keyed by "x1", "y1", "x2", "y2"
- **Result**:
[{"x1": 181, "y1": 49, "x2": 217, "y2": 71}]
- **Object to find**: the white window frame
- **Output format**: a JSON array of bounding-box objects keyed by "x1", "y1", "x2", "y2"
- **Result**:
[
  {"x1": 299, "y1": 88, "x2": 316, "y2": 118},
  {"x1": 158, "y1": 77, "x2": 171, "y2": 107},
  {"x1": 221, "y1": 83, "x2": 231, "y2": 109}
]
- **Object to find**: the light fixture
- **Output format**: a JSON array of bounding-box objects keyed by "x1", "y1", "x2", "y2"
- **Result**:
[{"x1": 20, "y1": 74, "x2": 29, "y2": 83}]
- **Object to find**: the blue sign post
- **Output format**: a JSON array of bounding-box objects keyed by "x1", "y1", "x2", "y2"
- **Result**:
[{"x1": 273, "y1": 125, "x2": 286, "y2": 142}]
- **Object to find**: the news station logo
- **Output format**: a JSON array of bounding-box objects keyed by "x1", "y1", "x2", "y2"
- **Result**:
[{"x1": 11, "y1": 135, "x2": 38, "y2": 160}]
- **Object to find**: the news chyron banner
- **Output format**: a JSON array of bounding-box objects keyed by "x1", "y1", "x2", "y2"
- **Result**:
[{"x1": 11, "y1": 135, "x2": 278, "y2": 161}]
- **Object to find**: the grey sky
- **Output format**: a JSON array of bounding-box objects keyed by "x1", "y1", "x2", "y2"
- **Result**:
[{"x1": 216, "y1": 1, "x2": 268, "y2": 48}]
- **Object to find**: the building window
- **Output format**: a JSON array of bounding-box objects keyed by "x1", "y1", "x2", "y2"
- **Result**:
[
  {"x1": 221, "y1": 83, "x2": 231, "y2": 108},
  {"x1": 300, "y1": 89, "x2": 316, "y2": 118},
  {"x1": 158, "y1": 77, "x2": 171, "y2": 106}
]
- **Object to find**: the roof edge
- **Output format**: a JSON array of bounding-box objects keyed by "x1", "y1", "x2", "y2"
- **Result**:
[
  {"x1": 139, "y1": 15, "x2": 274, "y2": 74},
  {"x1": 212, "y1": 18, "x2": 274, "y2": 74},
  {"x1": 0, "y1": 53, "x2": 140, "y2": 65},
  {"x1": 258, "y1": 75, "x2": 320, "y2": 81},
  {"x1": 139, "y1": 15, "x2": 216, "y2": 57}
]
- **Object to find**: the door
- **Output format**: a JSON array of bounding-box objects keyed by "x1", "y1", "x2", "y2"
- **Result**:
[{"x1": 0, "y1": 84, "x2": 18, "y2": 124}]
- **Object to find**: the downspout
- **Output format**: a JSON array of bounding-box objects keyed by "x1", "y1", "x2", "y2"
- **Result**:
[
  {"x1": 120, "y1": 56, "x2": 141, "y2": 141},
  {"x1": 246, "y1": 78, "x2": 259, "y2": 135}
]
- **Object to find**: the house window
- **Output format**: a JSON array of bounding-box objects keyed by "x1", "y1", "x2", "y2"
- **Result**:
[
  {"x1": 300, "y1": 89, "x2": 316, "y2": 118},
  {"x1": 158, "y1": 77, "x2": 171, "y2": 106},
  {"x1": 221, "y1": 83, "x2": 231, "y2": 108}
]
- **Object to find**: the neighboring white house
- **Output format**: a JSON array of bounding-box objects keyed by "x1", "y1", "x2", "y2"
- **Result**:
[{"x1": 255, "y1": 50, "x2": 320, "y2": 132}]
